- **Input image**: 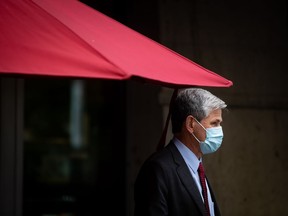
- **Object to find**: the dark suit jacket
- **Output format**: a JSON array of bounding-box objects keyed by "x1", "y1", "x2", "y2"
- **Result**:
[{"x1": 134, "y1": 140, "x2": 221, "y2": 216}]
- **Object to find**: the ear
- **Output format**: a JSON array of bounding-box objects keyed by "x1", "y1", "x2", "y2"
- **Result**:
[{"x1": 185, "y1": 115, "x2": 195, "y2": 134}]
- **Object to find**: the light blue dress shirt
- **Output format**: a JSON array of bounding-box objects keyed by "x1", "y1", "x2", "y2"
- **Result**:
[{"x1": 174, "y1": 137, "x2": 215, "y2": 216}]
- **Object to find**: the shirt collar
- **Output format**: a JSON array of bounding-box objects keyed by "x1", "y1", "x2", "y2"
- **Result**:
[{"x1": 173, "y1": 137, "x2": 201, "y2": 174}]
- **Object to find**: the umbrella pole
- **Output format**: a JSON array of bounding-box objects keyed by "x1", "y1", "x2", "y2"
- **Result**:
[{"x1": 157, "y1": 88, "x2": 178, "y2": 151}]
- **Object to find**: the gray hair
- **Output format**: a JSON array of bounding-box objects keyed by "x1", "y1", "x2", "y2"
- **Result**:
[{"x1": 171, "y1": 88, "x2": 227, "y2": 133}]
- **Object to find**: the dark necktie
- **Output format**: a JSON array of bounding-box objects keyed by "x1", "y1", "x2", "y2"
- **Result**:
[{"x1": 198, "y1": 162, "x2": 210, "y2": 216}]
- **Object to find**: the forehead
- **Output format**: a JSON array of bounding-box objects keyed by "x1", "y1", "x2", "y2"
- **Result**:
[{"x1": 203, "y1": 109, "x2": 223, "y2": 122}]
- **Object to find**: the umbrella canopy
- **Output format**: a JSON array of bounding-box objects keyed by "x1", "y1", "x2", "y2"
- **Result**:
[{"x1": 0, "y1": 0, "x2": 233, "y2": 88}]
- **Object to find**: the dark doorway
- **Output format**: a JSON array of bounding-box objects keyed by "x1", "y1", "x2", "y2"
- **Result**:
[{"x1": 23, "y1": 78, "x2": 126, "y2": 215}]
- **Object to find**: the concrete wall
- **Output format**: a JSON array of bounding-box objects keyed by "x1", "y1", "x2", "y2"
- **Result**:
[
  {"x1": 126, "y1": 0, "x2": 288, "y2": 215},
  {"x1": 157, "y1": 0, "x2": 288, "y2": 215},
  {"x1": 207, "y1": 109, "x2": 288, "y2": 215}
]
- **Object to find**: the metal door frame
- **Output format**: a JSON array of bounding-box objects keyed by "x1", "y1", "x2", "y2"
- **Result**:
[{"x1": 0, "y1": 77, "x2": 23, "y2": 216}]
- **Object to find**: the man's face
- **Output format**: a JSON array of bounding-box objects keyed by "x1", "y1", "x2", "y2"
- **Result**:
[{"x1": 194, "y1": 108, "x2": 223, "y2": 142}]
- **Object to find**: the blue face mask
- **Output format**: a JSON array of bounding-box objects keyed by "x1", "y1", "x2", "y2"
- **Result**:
[{"x1": 192, "y1": 119, "x2": 224, "y2": 154}]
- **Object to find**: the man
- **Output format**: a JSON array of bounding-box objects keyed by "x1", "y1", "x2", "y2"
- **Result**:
[{"x1": 134, "y1": 88, "x2": 227, "y2": 216}]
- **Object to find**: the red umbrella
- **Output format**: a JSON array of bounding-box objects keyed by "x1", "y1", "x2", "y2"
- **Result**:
[{"x1": 0, "y1": 0, "x2": 233, "y2": 88}]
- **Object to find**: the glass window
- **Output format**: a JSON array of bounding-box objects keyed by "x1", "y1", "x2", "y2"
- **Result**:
[{"x1": 23, "y1": 78, "x2": 126, "y2": 216}]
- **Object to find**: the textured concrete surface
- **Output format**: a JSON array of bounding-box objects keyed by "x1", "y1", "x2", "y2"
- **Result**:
[{"x1": 126, "y1": 0, "x2": 288, "y2": 215}]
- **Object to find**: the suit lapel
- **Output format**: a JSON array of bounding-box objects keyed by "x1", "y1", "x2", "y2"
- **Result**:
[{"x1": 167, "y1": 142, "x2": 206, "y2": 216}]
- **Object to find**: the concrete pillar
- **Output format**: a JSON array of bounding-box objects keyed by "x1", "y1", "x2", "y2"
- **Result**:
[{"x1": 157, "y1": 0, "x2": 288, "y2": 215}]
